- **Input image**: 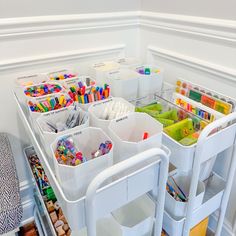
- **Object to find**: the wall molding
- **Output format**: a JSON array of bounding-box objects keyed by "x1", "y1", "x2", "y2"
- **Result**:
[
  {"x1": 0, "y1": 44, "x2": 126, "y2": 71},
  {"x1": 148, "y1": 46, "x2": 236, "y2": 83},
  {"x1": 0, "y1": 11, "x2": 139, "y2": 39},
  {"x1": 140, "y1": 11, "x2": 236, "y2": 45},
  {"x1": 0, "y1": 11, "x2": 235, "y2": 44}
]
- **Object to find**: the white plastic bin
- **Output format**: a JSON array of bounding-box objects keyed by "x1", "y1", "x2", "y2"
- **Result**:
[
  {"x1": 37, "y1": 106, "x2": 89, "y2": 159},
  {"x1": 47, "y1": 69, "x2": 78, "y2": 83},
  {"x1": 15, "y1": 74, "x2": 47, "y2": 87},
  {"x1": 163, "y1": 133, "x2": 217, "y2": 180},
  {"x1": 63, "y1": 76, "x2": 96, "y2": 90},
  {"x1": 165, "y1": 173, "x2": 205, "y2": 218},
  {"x1": 106, "y1": 69, "x2": 139, "y2": 101},
  {"x1": 108, "y1": 112, "x2": 163, "y2": 163},
  {"x1": 88, "y1": 97, "x2": 135, "y2": 134},
  {"x1": 111, "y1": 194, "x2": 155, "y2": 236},
  {"x1": 116, "y1": 58, "x2": 141, "y2": 69},
  {"x1": 90, "y1": 61, "x2": 120, "y2": 86},
  {"x1": 21, "y1": 82, "x2": 67, "y2": 104},
  {"x1": 134, "y1": 65, "x2": 163, "y2": 98},
  {"x1": 50, "y1": 127, "x2": 113, "y2": 200},
  {"x1": 28, "y1": 93, "x2": 74, "y2": 123}
]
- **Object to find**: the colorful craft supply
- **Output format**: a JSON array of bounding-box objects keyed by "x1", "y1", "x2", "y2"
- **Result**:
[
  {"x1": 68, "y1": 83, "x2": 110, "y2": 104},
  {"x1": 175, "y1": 79, "x2": 233, "y2": 115},
  {"x1": 49, "y1": 73, "x2": 77, "y2": 81},
  {"x1": 142, "y1": 132, "x2": 149, "y2": 140},
  {"x1": 27, "y1": 150, "x2": 71, "y2": 235},
  {"x1": 91, "y1": 141, "x2": 113, "y2": 159},
  {"x1": 24, "y1": 83, "x2": 62, "y2": 97},
  {"x1": 28, "y1": 95, "x2": 73, "y2": 113},
  {"x1": 54, "y1": 137, "x2": 85, "y2": 166},
  {"x1": 137, "y1": 67, "x2": 160, "y2": 75}
]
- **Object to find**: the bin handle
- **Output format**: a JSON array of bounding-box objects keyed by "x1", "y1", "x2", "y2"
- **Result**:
[{"x1": 85, "y1": 148, "x2": 169, "y2": 236}]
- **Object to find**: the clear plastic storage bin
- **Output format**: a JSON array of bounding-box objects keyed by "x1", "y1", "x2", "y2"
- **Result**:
[
  {"x1": 88, "y1": 97, "x2": 135, "y2": 134},
  {"x1": 50, "y1": 127, "x2": 113, "y2": 200},
  {"x1": 37, "y1": 106, "x2": 89, "y2": 159},
  {"x1": 108, "y1": 112, "x2": 163, "y2": 163},
  {"x1": 165, "y1": 173, "x2": 205, "y2": 218},
  {"x1": 111, "y1": 194, "x2": 155, "y2": 236},
  {"x1": 134, "y1": 65, "x2": 163, "y2": 98}
]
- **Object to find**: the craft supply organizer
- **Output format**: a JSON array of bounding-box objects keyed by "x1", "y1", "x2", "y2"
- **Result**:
[{"x1": 13, "y1": 59, "x2": 236, "y2": 236}]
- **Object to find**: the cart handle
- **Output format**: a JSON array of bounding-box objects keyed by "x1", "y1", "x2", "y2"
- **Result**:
[{"x1": 85, "y1": 148, "x2": 169, "y2": 236}]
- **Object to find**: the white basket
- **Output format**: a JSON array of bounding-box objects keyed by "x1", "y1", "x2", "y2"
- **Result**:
[
  {"x1": 116, "y1": 58, "x2": 142, "y2": 69},
  {"x1": 108, "y1": 112, "x2": 163, "y2": 163},
  {"x1": 50, "y1": 127, "x2": 113, "y2": 200},
  {"x1": 106, "y1": 69, "x2": 139, "y2": 101},
  {"x1": 28, "y1": 93, "x2": 74, "y2": 122},
  {"x1": 15, "y1": 74, "x2": 47, "y2": 87},
  {"x1": 21, "y1": 82, "x2": 67, "y2": 105},
  {"x1": 111, "y1": 194, "x2": 155, "y2": 236},
  {"x1": 165, "y1": 173, "x2": 205, "y2": 218},
  {"x1": 134, "y1": 65, "x2": 163, "y2": 98},
  {"x1": 163, "y1": 133, "x2": 217, "y2": 180},
  {"x1": 63, "y1": 76, "x2": 96, "y2": 90},
  {"x1": 88, "y1": 97, "x2": 135, "y2": 134},
  {"x1": 90, "y1": 61, "x2": 120, "y2": 86},
  {"x1": 47, "y1": 69, "x2": 79, "y2": 83},
  {"x1": 37, "y1": 106, "x2": 89, "y2": 159}
]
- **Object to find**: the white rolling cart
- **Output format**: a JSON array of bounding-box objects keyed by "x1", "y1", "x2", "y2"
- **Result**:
[
  {"x1": 133, "y1": 81, "x2": 236, "y2": 235},
  {"x1": 13, "y1": 89, "x2": 170, "y2": 236},
  {"x1": 180, "y1": 113, "x2": 236, "y2": 236}
]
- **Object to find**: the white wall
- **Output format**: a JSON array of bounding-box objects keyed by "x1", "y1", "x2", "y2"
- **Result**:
[
  {"x1": 0, "y1": 0, "x2": 141, "y2": 18},
  {"x1": 141, "y1": 0, "x2": 236, "y2": 20}
]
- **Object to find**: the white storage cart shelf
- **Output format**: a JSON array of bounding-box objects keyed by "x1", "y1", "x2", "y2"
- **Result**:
[
  {"x1": 132, "y1": 85, "x2": 236, "y2": 236},
  {"x1": 24, "y1": 146, "x2": 57, "y2": 236},
  {"x1": 13, "y1": 90, "x2": 169, "y2": 236}
]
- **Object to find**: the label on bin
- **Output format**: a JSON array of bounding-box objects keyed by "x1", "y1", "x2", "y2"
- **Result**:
[
  {"x1": 116, "y1": 116, "x2": 128, "y2": 122},
  {"x1": 74, "y1": 131, "x2": 82, "y2": 136},
  {"x1": 93, "y1": 98, "x2": 113, "y2": 107},
  {"x1": 94, "y1": 63, "x2": 106, "y2": 68}
]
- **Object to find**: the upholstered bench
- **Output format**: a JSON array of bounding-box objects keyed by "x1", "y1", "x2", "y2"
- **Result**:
[{"x1": 0, "y1": 133, "x2": 23, "y2": 234}]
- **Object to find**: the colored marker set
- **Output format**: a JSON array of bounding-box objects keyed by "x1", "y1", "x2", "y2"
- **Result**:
[
  {"x1": 24, "y1": 83, "x2": 63, "y2": 97},
  {"x1": 68, "y1": 84, "x2": 110, "y2": 104},
  {"x1": 176, "y1": 79, "x2": 233, "y2": 115},
  {"x1": 167, "y1": 176, "x2": 188, "y2": 202},
  {"x1": 175, "y1": 97, "x2": 215, "y2": 122},
  {"x1": 28, "y1": 94, "x2": 73, "y2": 113}
]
